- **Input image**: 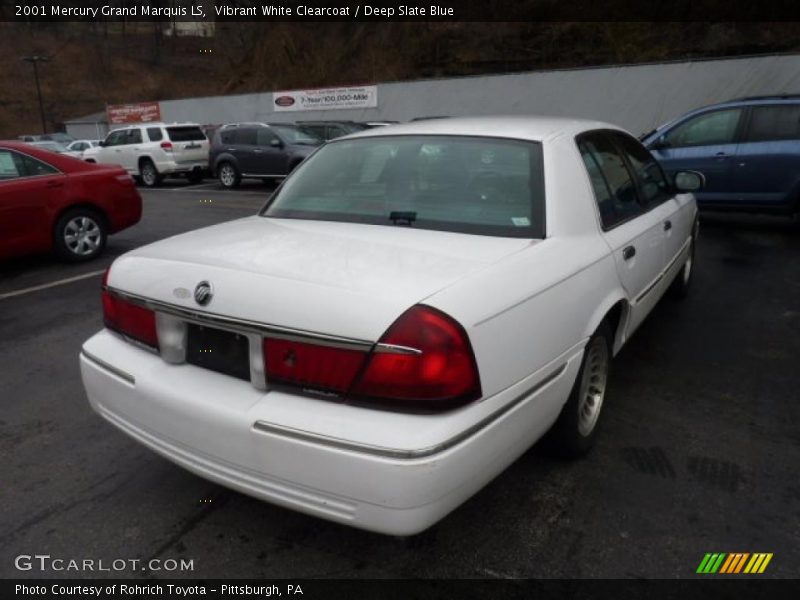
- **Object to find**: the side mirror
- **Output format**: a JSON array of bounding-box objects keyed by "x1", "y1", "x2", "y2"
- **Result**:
[
  {"x1": 674, "y1": 170, "x2": 704, "y2": 192},
  {"x1": 270, "y1": 138, "x2": 282, "y2": 148},
  {"x1": 99, "y1": 141, "x2": 106, "y2": 147}
]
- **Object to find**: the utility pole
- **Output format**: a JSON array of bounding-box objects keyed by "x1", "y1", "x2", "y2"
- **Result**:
[{"x1": 21, "y1": 55, "x2": 50, "y2": 134}]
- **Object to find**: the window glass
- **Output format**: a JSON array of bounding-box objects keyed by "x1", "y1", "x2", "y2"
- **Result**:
[
  {"x1": 167, "y1": 126, "x2": 206, "y2": 142},
  {"x1": 264, "y1": 135, "x2": 544, "y2": 238},
  {"x1": 18, "y1": 153, "x2": 59, "y2": 176},
  {"x1": 220, "y1": 129, "x2": 235, "y2": 144},
  {"x1": 612, "y1": 132, "x2": 672, "y2": 206},
  {"x1": 127, "y1": 129, "x2": 142, "y2": 144},
  {"x1": 147, "y1": 127, "x2": 163, "y2": 142},
  {"x1": 744, "y1": 104, "x2": 800, "y2": 142},
  {"x1": 0, "y1": 150, "x2": 21, "y2": 179},
  {"x1": 235, "y1": 128, "x2": 258, "y2": 145},
  {"x1": 256, "y1": 128, "x2": 280, "y2": 146},
  {"x1": 664, "y1": 109, "x2": 742, "y2": 147},
  {"x1": 271, "y1": 125, "x2": 322, "y2": 145},
  {"x1": 578, "y1": 133, "x2": 642, "y2": 228},
  {"x1": 105, "y1": 131, "x2": 125, "y2": 146}
]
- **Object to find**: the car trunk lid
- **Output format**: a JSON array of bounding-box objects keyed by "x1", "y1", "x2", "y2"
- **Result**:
[{"x1": 108, "y1": 216, "x2": 534, "y2": 341}]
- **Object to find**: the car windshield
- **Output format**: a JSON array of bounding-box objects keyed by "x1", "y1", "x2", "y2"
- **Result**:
[
  {"x1": 34, "y1": 142, "x2": 68, "y2": 152},
  {"x1": 263, "y1": 135, "x2": 545, "y2": 238},
  {"x1": 271, "y1": 125, "x2": 322, "y2": 145}
]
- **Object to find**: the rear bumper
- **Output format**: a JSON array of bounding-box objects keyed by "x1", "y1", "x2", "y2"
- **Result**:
[
  {"x1": 154, "y1": 160, "x2": 208, "y2": 175},
  {"x1": 80, "y1": 330, "x2": 579, "y2": 535}
]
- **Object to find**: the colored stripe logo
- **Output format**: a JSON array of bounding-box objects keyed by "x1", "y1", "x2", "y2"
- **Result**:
[{"x1": 697, "y1": 553, "x2": 773, "y2": 574}]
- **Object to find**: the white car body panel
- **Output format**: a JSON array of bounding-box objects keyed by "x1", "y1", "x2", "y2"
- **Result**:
[
  {"x1": 91, "y1": 123, "x2": 209, "y2": 177},
  {"x1": 80, "y1": 116, "x2": 697, "y2": 535}
]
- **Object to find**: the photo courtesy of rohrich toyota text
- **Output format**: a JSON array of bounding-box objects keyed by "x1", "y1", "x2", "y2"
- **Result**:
[{"x1": 1, "y1": 1, "x2": 799, "y2": 598}]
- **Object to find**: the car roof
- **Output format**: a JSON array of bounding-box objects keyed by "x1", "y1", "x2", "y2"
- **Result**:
[
  {"x1": 714, "y1": 94, "x2": 800, "y2": 106},
  {"x1": 112, "y1": 122, "x2": 201, "y2": 130},
  {"x1": 344, "y1": 115, "x2": 623, "y2": 143}
]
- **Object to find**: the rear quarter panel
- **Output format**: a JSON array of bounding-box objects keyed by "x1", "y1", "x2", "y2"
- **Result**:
[
  {"x1": 425, "y1": 133, "x2": 629, "y2": 404},
  {"x1": 65, "y1": 170, "x2": 142, "y2": 233}
]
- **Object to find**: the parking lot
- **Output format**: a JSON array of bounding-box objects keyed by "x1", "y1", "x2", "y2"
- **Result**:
[{"x1": 1, "y1": 182, "x2": 798, "y2": 579}]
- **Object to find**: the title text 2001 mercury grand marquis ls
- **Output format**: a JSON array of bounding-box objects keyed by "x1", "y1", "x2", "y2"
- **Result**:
[{"x1": 80, "y1": 117, "x2": 701, "y2": 535}]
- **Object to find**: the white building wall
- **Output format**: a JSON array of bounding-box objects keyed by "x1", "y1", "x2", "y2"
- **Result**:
[{"x1": 68, "y1": 53, "x2": 800, "y2": 139}]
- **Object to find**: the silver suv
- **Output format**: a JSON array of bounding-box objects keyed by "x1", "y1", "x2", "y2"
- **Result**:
[{"x1": 85, "y1": 122, "x2": 209, "y2": 187}]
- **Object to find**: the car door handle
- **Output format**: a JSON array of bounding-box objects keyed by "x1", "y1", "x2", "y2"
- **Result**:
[
  {"x1": 623, "y1": 246, "x2": 636, "y2": 261},
  {"x1": 663, "y1": 220, "x2": 672, "y2": 231},
  {"x1": 45, "y1": 181, "x2": 64, "y2": 188},
  {"x1": 714, "y1": 152, "x2": 729, "y2": 159},
  {"x1": 253, "y1": 149, "x2": 264, "y2": 154}
]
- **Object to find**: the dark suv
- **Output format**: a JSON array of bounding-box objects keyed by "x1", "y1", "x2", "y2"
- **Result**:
[
  {"x1": 209, "y1": 123, "x2": 322, "y2": 188},
  {"x1": 643, "y1": 95, "x2": 800, "y2": 216}
]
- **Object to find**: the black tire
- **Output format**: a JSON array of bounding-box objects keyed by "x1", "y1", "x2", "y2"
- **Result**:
[
  {"x1": 670, "y1": 219, "x2": 699, "y2": 300},
  {"x1": 187, "y1": 170, "x2": 204, "y2": 185},
  {"x1": 217, "y1": 162, "x2": 241, "y2": 188},
  {"x1": 139, "y1": 159, "x2": 162, "y2": 187},
  {"x1": 542, "y1": 322, "x2": 613, "y2": 458},
  {"x1": 53, "y1": 207, "x2": 107, "y2": 262}
]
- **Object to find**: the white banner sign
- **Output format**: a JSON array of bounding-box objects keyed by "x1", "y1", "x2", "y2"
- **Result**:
[{"x1": 272, "y1": 85, "x2": 378, "y2": 112}]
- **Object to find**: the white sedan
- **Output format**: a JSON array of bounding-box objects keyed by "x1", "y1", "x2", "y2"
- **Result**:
[{"x1": 80, "y1": 117, "x2": 700, "y2": 535}]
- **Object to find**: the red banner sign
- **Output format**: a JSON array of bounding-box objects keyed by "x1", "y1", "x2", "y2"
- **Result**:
[{"x1": 106, "y1": 102, "x2": 162, "y2": 125}]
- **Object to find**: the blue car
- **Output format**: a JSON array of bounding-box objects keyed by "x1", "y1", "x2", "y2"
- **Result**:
[{"x1": 642, "y1": 96, "x2": 800, "y2": 216}]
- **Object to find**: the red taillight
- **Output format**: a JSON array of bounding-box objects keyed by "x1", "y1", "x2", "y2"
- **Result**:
[
  {"x1": 263, "y1": 337, "x2": 367, "y2": 394},
  {"x1": 262, "y1": 305, "x2": 481, "y2": 411},
  {"x1": 102, "y1": 271, "x2": 158, "y2": 349},
  {"x1": 351, "y1": 305, "x2": 481, "y2": 408},
  {"x1": 160, "y1": 141, "x2": 173, "y2": 152}
]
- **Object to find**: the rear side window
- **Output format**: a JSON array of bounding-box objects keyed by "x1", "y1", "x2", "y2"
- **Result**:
[
  {"x1": 744, "y1": 104, "x2": 800, "y2": 142},
  {"x1": 167, "y1": 126, "x2": 206, "y2": 142},
  {"x1": 147, "y1": 127, "x2": 163, "y2": 142},
  {"x1": 578, "y1": 133, "x2": 642, "y2": 229},
  {"x1": 664, "y1": 109, "x2": 742, "y2": 147},
  {"x1": 611, "y1": 132, "x2": 672, "y2": 207},
  {"x1": 0, "y1": 150, "x2": 58, "y2": 178},
  {"x1": 18, "y1": 153, "x2": 58, "y2": 176}
]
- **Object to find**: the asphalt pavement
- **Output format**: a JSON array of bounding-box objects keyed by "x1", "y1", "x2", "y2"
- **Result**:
[{"x1": 1, "y1": 182, "x2": 798, "y2": 579}]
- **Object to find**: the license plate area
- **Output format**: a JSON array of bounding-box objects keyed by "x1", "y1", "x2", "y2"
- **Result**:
[{"x1": 186, "y1": 324, "x2": 251, "y2": 382}]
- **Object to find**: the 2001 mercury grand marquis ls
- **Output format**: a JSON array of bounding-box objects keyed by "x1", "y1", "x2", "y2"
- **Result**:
[{"x1": 80, "y1": 117, "x2": 701, "y2": 535}]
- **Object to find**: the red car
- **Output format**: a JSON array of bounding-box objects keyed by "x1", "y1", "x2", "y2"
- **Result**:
[{"x1": 0, "y1": 142, "x2": 142, "y2": 262}]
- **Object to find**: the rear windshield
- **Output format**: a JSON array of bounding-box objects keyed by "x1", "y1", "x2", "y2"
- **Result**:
[
  {"x1": 167, "y1": 127, "x2": 206, "y2": 142},
  {"x1": 263, "y1": 135, "x2": 545, "y2": 238}
]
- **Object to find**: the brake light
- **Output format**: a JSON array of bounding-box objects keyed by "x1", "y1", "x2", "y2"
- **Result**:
[
  {"x1": 101, "y1": 270, "x2": 158, "y2": 349},
  {"x1": 261, "y1": 305, "x2": 481, "y2": 410},
  {"x1": 263, "y1": 338, "x2": 367, "y2": 394},
  {"x1": 160, "y1": 141, "x2": 173, "y2": 152},
  {"x1": 351, "y1": 305, "x2": 481, "y2": 407}
]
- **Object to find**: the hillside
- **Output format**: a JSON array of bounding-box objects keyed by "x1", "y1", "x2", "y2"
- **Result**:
[{"x1": 1, "y1": 21, "x2": 799, "y2": 137}]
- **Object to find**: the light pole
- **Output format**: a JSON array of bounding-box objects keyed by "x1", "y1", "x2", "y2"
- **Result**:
[{"x1": 21, "y1": 55, "x2": 50, "y2": 134}]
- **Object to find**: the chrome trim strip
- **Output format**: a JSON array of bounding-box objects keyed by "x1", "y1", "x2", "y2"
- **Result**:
[
  {"x1": 81, "y1": 349, "x2": 136, "y2": 385},
  {"x1": 106, "y1": 287, "x2": 375, "y2": 352},
  {"x1": 252, "y1": 362, "x2": 568, "y2": 460},
  {"x1": 374, "y1": 343, "x2": 422, "y2": 355},
  {"x1": 634, "y1": 274, "x2": 663, "y2": 304},
  {"x1": 634, "y1": 236, "x2": 691, "y2": 304}
]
